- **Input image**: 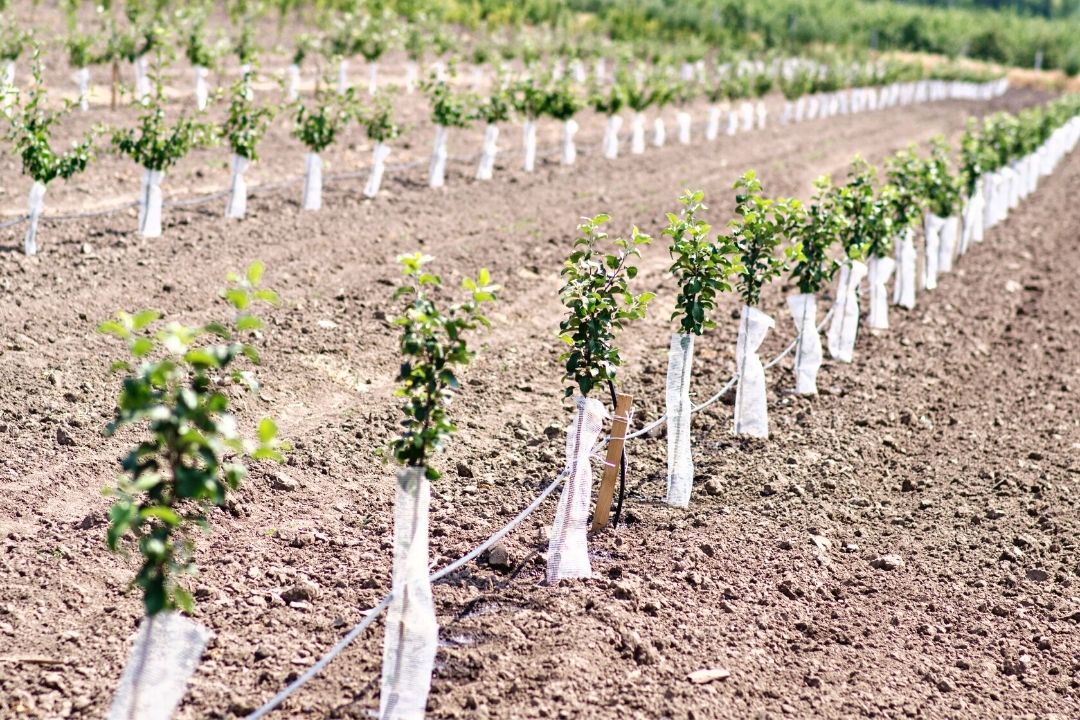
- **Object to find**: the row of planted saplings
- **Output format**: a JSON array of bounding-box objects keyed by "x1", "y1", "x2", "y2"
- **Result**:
[
  {"x1": 92, "y1": 93, "x2": 1080, "y2": 719},
  {"x1": 1, "y1": 0, "x2": 1004, "y2": 120},
  {"x1": 7, "y1": 44, "x2": 1003, "y2": 258}
]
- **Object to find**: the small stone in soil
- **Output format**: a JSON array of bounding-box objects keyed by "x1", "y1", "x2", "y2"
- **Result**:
[
  {"x1": 456, "y1": 462, "x2": 474, "y2": 479},
  {"x1": 271, "y1": 472, "x2": 298, "y2": 491},
  {"x1": 1025, "y1": 568, "x2": 1049, "y2": 582},
  {"x1": 704, "y1": 479, "x2": 723, "y2": 496},
  {"x1": 56, "y1": 428, "x2": 76, "y2": 446},
  {"x1": 871, "y1": 555, "x2": 903, "y2": 571},
  {"x1": 687, "y1": 668, "x2": 730, "y2": 684},
  {"x1": 485, "y1": 542, "x2": 512, "y2": 571}
]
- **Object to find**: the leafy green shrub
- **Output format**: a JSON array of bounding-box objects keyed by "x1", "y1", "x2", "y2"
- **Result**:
[
  {"x1": 884, "y1": 146, "x2": 927, "y2": 231},
  {"x1": 223, "y1": 75, "x2": 275, "y2": 161},
  {"x1": 389, "y1": 253, "x2": 498, "y2": 477},
  {"x1": 922, "y1": 136, "x2": 962, "y2": 217},
  {"x1": 112, "y1": 87, "x2": 217, "y2": 172},
  {"x1": 726, "y1": 171, "x2": 800, "y2": 307},
  {"x1": 360, "y1": 89, "x2": 402, "y2": 143},
  {"x1": 666, "y1": 189, "x2": 736, "y2": 336},
  {"x1": 789, "y1": 176, "x2": 843, "y2": 295},
  {"x1": 101, "y1": 262, "x2": 282, "y2": 615},
  {"x1": 293, "y1": 87, "x2": 355, "y2": 153},
  {"x1": 558, "y1": 215, "x2": 654, "y2": 399},
  {"x1": 423, "y1": 74, "x2": 472, "y2": 128}
]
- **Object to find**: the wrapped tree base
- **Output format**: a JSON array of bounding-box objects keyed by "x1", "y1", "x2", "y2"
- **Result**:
[
  {"x1": 787, "y1": 294, "x2": 822, "y2": 395},
  {"x1": 664, "y1": 333, "x2": 694, "y2": 508},
  {"x1": 733, "y1": 305, "x2": 774, "y2": 439},
  {"x1": 827, "y1": 260, "x2": 867, "y2": 363},
  {"x1": 546, "y1": 397, "x2": 606, "y2": 583},
  {"x1": 379, "y1": 467, "x2": 438, "y2": 720},
  {"x1": 107, "y1": 612, "x2": 211, "y2": 720}
]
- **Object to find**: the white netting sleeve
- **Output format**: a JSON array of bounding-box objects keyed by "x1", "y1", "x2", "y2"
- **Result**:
[
  {"x1": 286, "y1": 63, "x2": 300, "y2": 102},
  {"x1": 755, "y1": 101, "x2": 767, "y2": 129},
  {"x1": 740, "y1": 102, "x2": 754, "y2": 131},
  {"x1": 733, "y1": 305, "x2": 774, "y2": 439},
  {"x1": 892, "y1": 227, "x2": 917, "y2": 309},
  {"x1": 923, "y1": 212, "x2": 944, "y2": 291},
  {"x1": 429, "y1": 126, "x2": 448, "y2": 188},
  {"x1": 302, "y1": 152, "x2": 322, "y2": 211},
  {"x1": 546, "y1": 397, "x2": 607, "y2": 583},
  {"x1": 364, "y1": 142, "x2": 392, "y2": 199},
  {"x1": 664, "y1": 333, "x2": 695, "y2": 508},
  {"x1": 939, "y1": 216, "x2": 959, "y2": 273},
  {"x1": 368, "y1": 61, "x2": 378, "y2": 96},
  {"x1": 676, "y1": 111, "x2": 691, "y2": 144},
  {"x1": 787, "y1": 293, "x2": 821, "y2": 396},
  {"x1": 134, "y1": 56, "x2": 150, "y2": 101},
  {"x1": 476, "y1": 123, "x2": 499, "y2": 180},
  {"x1": 630, "y1": 113, "x2": 646, "y2": 154},
  {"x1": 726, "y1": 107, "x2": 738, "y2": 135},
  {"x1": 561, "y1": 119, "x2": 578, "y2": 165},
  {"x1": 75, "y1": 67, "x2": 90, "y2": 112},
  {"x1": 962, "y1": 188, "x2": 985, "y2": 252},
  {"x1": 24, "y1": 181, "x2": 45, "y2": 257},
  {"x1": 866, "y1": 255, "x2": 896, "y2": 330},
  {"x1": 194, "y1": 66, "x2": 209, "y2": 111},
  {"x1": 827, "y1": 260, "x2": 867, "y2": 363},
  {"x1": 107, "y1": 612, "x2": 211, "y2": 720},
  {"x1": 378, "y1": 467, "x2": 438, "y2": 720},
  {"x1": 705, "y1": 105, "x2": 721, "y2": 140},
  {"x1": 138, "y1": 168, "x2": 164, "y2": 238},
  {"x1": 226, "y1": 154, "x2": 250, "y2": 219},
  {"x1": 652, "y1": 116, "x2": 666, "y2": 147},
  {"x1": 336, "y1": 58, "x2": 349, "y2": 94},
  {"x1": 602, "y1": 115, "x2": 622, "y2": 160},
  {"x1": 522, "y1": 120, "x2": 538, "y2": 172}
]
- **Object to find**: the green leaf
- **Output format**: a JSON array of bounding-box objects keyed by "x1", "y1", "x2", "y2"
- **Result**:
[
  {"x1": 131, "y1": 310, "x2": 161, "y2": 331},
  {"x1": 257, "y1": 417, "x2": 278, "y2": 443},
  {"x1": 246, "y1": 261, "x2": 265, "y2": 287}
]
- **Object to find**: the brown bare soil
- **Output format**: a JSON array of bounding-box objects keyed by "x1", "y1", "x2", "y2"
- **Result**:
[{"x1": 1, "y1": 86, "x2": 1078, "y2": 720}]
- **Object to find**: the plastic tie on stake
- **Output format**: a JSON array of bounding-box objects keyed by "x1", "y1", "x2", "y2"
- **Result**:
[
  {"x1": 107, "y1": 612, "x2": 211, "y2": 720},
  {"x1": 733, "y1": 305, "x2": 774, "y2": 439},
  {"x1": 592, "y1": 393, "x2": 633, "y2": 531},
  {"x1": 378, "y1": 467, "x2": 438, "y2": 720},
  {"x1": 827, "y1": 260, "x2": 867, "y2": 363},
  {"x1": 866, "y1": 256, "x2": 896, "y2": 330},
  {"x1": 892, "y1": 227, "x2": 917, "y2": 309},
  {"x1": 787, "y1": 293, "x2": 822, "y2": 396},
  {"x1": 664, "y1": 333, "x2": 694, "y2": 508},
  {"x1": 546, "y1": 397, "x2": 607, "y2": 582}
]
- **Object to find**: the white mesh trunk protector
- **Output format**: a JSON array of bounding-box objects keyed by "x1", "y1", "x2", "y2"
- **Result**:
[
  {"x1": 795, "y1": 96, "x2": 806, "y2": 122},
  {"x1": 726, "y1": 109, "x2": 738, "y2": 136},
  {"x1": 676, "y1": 111, "x2": 692, "y2": 145},
  {"x1": 740, "y1": 102, "x2": 754, "y2": 131},
  {"x1": 602, "y1": 115, "x2": 622, "y2": 160},
  {"x1": 827, "y1": 260, "x2": 868, "y2": 363},
  {"x1": 755, "y1": 101, "x2": 767, "y2": 129},
  {"x1": 923, "y1": 213, "x2": 944, "y2": 291},
  {"x1": 787, "y1": 293, "x2": 822, "y2": 395},
  {"x1": 892, "y1": 228, "x2": 917, "y2": 309},
  {"x1": 225, "y1": 154, "x2": 250, "y2": 219},
  {"x1": 733, "y1": 305, "x2": 774, "y2": 439},
  {"x1": 106, "y1": 611, "x2": 211, "y2": 720},
  {"x1": 522, "y1": 120, "x2": 538, "y2": 172},
  {"x1": 302, "y1": 152, "x2": 322, "y2": 211},
  {"x1": 475, "y1": 124, "x2": 499, "y2": 180},
  {"x1": 364, "y1": 142, "x2": 392, "y2": 198},
  {"x1": 428, "y1": 126, "x2": 448, "y2": 188},
  {"x1": 982, "y1": 172, "x2": 997, "y2": 230},
  {"x1": 379, "y1": 467, "x2": 438, "y2": 720},
  {"x1": 561, "y1": 120, "x2": 578, "y2": 165},
  {"x1": 630, "y1": 113, "x2": 646, "y2": 154},
  {"x1": 286, "y1": 64, "x2": 300, "y2": 101},
  {"x1": 194, "y1": 66, "x2": 209, "y2": 111},
  {"x1": 368, "y1": 62, "x2": 378, "y2": 96},
  {"x1": 337, "y1": 58, "x2": 349, "y2": 94},
  {"x1": 939, "y1": 216, "x2": 959, "y2": 273},
  {"x1": 138, "y1": 168, "x2": 164, "y2": 238},
  {"x1": 664, "y1": 333, "x2": 695, "y2": 508},
  {"x1": 652, "y1": 117, "x2": 666, "y2": 147},
  {"x1": 866, "y1": 255, "x2": 896, "y2": 330},
  {"x1": 962, "y1": 188, "x2": 985, "y2": 251},
  {"x1": 134, "y1": 56, "x2": 150, "y2": 101},
  {"x1": 24, "y1": 181, "x2": 45, "y2": 256},
  {"x1": 705, "y1": 105, "x2": 721, "y2": 140},
  {"x1": 546, "y1": 397, "x2": 607, "y2": 583},
  {"x1": 75, "y1": 67, "x2": 90, "y2": 111}
]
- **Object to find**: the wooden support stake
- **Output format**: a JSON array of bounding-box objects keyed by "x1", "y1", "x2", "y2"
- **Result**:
[{"x1": 592, "y1": 392, "x2": 632, "y2": 532}]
